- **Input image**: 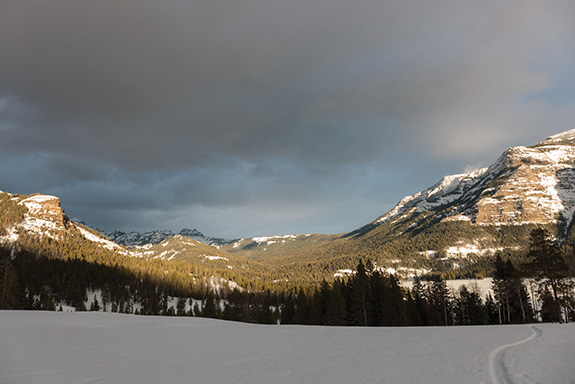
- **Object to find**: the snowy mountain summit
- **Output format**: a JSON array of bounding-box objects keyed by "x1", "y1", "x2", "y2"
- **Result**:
[
  {"x1": 106, "y1": 228, "x2": 229, "y2": 247},
  {"x1": 374, "y1": 129, "x2": 575, "y2": 236}
]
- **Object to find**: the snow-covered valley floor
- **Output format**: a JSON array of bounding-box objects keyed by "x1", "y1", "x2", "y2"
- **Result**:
[{"x1": 1, "y1": 311, "x2": 574, "y2": 384}]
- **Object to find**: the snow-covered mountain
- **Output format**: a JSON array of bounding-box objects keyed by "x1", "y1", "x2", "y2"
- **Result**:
[
  {"x1": 369, "y1": 129, "x2": 575, "y2": 236},
  {"x1": 105, "y1": 229, "x2": 174, "y2": 247},
  {"x1": 132, "y1": 234, "x2": 241, "y2": 268},
  {"x1": 106, "y1": 228, "x2": 229, "y2": 248},
  {"x1": 3, "y1": 128, "x2": 575, "y2": 280},
  {"x1": 178, "y1": 228, "x2": 230, "y2": 247}
]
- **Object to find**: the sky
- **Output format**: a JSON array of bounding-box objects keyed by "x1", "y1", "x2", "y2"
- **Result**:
[{"x1": 1, "y1": 1, "x2": 575, "y2": 238}]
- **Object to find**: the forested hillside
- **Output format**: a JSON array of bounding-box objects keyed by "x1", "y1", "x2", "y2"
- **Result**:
[{"x1": 1, "y1": 190, "x2": 574, "y2": 325}]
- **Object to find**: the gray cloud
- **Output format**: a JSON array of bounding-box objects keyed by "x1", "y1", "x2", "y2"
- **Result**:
[{"x1": 1, "y1": 0, "x2": 575, "y2": 237}]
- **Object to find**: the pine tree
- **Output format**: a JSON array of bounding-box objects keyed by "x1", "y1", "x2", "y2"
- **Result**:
[
  {"x1": 323, "y1": 279, "x2": 347, "y2": 326},
  {"x1": 492, "y1": 255, "x2": 533, "y2": 324},
  {"x1": 455, "y1": 285, "x2": 486, "y2": 325},
  {"x1": 0, "y1": 254, "x2": 18, "y2": 309},
  {"x1": 369, "y1": 270, "x2": 386, "y2": 326},
  {"x1": 309, "y1": 280, "x2": 330, "y2": 325},
  {"x1": 484, "y1": 293, "x2": 499, "y2": 325},
  {"x1": 492, "y1": 254, "x2": 509, "y2": 324},
  {"x1": 405, "y1": 289, "x2": 424, "y2": 326},
  {"x1": 540, "y1": 288, "x2": 561, "y2": 322},
  {"x1": 176, "y1": 297, "x2": 187, "y2": 316},
  {"x1": 412, "y1": 276, "x2": 428, "y2": 325},
  {"x1": 75, "y1": 292, "x2": 87, "y2": 312},
  {"x1": 279, "y1": 293, "x2": 296, "y2": 325},
  {"x1": 348, "y1": 260, "x2": 372, "y2": 326},
  {"x1": 202, "y1": 291, "x2": 218, "y2": 318},
  {"x1": 524, "y1": 228, "x2": 571, "y2": 323},
  {"x1": 427, "y1": 278, "x2": 451, "y2": 326},
  {"x1": 293, "y1": 288, "x2": 310, "y2": 324}
]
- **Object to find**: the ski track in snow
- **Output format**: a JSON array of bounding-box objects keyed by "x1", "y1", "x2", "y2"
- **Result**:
[
  {"x1": 490, "y1": 325, "x2": 542, "y2": 384},
  {"x1": 3, "y1": 312, "x2": 573, "y2": 384}
]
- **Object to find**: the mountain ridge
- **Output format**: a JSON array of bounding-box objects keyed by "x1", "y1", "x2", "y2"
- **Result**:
[
  {"x1": 105, "y1": 228, "x2": 230, "y2": 248},
  {"x1": 359, "y1": 128, "x2": 575, "y2": 238},
  {"x1": 3, "y1": 129, "x2": 575, "y2": 283}
]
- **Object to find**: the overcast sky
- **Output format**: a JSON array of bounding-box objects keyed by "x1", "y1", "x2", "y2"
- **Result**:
[{"x1": 1, "y1": 1, "x2": 575, "y2": 238}]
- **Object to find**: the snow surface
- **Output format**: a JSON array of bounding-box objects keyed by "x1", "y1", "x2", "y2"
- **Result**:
[
  {"x1": 19, "y1": 194, "x2": 59, "y2": 214},
  {"x1": 202, "y1": 255, "x2": 229, "y2": 261},
  {"x1": 543, "y1": 128, "x2": 575, "y2": 145},
  {"x1": 1, "y1": 311, "x2": 573, "y2": 384},
  {"x1": 252, "y1": 234, "x2": 300, "y2": 246}
]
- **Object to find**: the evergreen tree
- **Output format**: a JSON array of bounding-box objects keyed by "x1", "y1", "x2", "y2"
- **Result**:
[
  {"x1": 75, "y1": 293, "x2": 87, "y2": 312},
  {"x1": 40, "y1": 286, "x2": 56, "y2": 311},
  {"x1": 492, "y1": 255, "x2": 533, "y2": 324},
  {"x1": 484, "y1": 293, "x2": 499, "y2": 325},
  {"x1": 405, "y1": 289, "x2": 424, "y2": 326},
  {"x1": 279, "y1": 293, "x2": 296, "y2": 325},
  {"x1": 524, "y1": 228, "x2": 571, "y2": 323},
  {"x1": 540, "y1": 288, "x2": 561, "y2": 322},
  {"x1": 309, "y1": 280, "x2": 330, "y2": 325},
  {"x1": 323, "y1": 279, "x2": 347, "y2": 326},
  {"x1": 293, "y1": 288, "x2": 310, "y2": 324},
  {"x1": 412, "y1": 276, "x2": 428, "y2": 325},
  {"x1": 176, "y1": 297, "x2": 187, "y2": 316},
  {"x1": 348, "y1": 260, "x2": 372, "y2": 326},
  {"x1": 0, "y1": 254, "x2": 18, "y2": 309},
  {"x1": 454, "y1": 285, "x2": 486, "y2": 325},
  {"x1": 506, "y1": 260, "x2": 533, "y2": 323},
  {"x1": 492, "y1": 254, "x2": 509, "y2": 324},
  {"x1": 380, "y1": 274, "x2": 407, "y2": 326},
  {"x1": 427, "y1": 278, "x2": 451, "y2": 326},
  {"x1": 202, "y1": 291, "x2": 218, "y2": 318},
  {"x1": 369, "y1": 270, "x2": 386, "y2": 326}
]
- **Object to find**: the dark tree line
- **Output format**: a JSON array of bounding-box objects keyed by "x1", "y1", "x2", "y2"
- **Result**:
[
  {"x1": 278, "y1": 260, "x2": 409, "y2": 326},
  {"x1": 1, "y1": 224, "x2": 573, "y2": 326},
  {"x1": 279, "y1": 260, "x2": 489, "y2": 327}
]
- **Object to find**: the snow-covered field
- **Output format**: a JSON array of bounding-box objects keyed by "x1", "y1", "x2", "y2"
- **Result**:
[{"x1": 1, "y1": 311, "x2": 574, "y2": 384}]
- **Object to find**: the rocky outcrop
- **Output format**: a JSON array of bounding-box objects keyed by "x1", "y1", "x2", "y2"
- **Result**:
[
  {"x1": 19, "y1": 194, "x2": 70, "y2": 233},
  {"x1": 375, "y1": 129, "x2": 575, "y2": 234}
]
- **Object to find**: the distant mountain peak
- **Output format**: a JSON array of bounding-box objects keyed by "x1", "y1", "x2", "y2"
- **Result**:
[
  {"x1": 178, "y1": 228, "x2": 205, "y2": 238},
  {"x1": 105, "y1": 229, "x2": 174, "y2": 247},
  {"x1": 106, "y1": 227, "x2": 230, "y2": 247}
]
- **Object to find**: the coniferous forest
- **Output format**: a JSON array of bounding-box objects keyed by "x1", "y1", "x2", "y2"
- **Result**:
[
  {"x1": 1, "y1": 193, "x2": 574, "y2": 326},
  {"x1": 1, "y1": 230, "x2": 574, "y2": 326}
]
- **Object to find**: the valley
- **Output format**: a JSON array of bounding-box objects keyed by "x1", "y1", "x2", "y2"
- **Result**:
[{"x1": 1, "y1": 130, "x2": 575, "y2": 325}]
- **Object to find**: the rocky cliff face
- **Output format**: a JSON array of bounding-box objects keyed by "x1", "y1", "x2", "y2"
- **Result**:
[
  {"x1": 0, "y1": 192, "x2": 128, "y2": 255},
  {"x1": 19, "y1": 194, "x2": 70, "y2": 234},
  {"x1": 373, "y1": 129, "x2": 575, "y2": 236},
  {"x1": 472, "y1": 145, "x2": 575, "y2": 227}
]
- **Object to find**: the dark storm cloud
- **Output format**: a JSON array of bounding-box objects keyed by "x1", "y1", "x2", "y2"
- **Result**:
[{"x1": 1, "y1": 0, "x2": 575, "y2": 236}]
